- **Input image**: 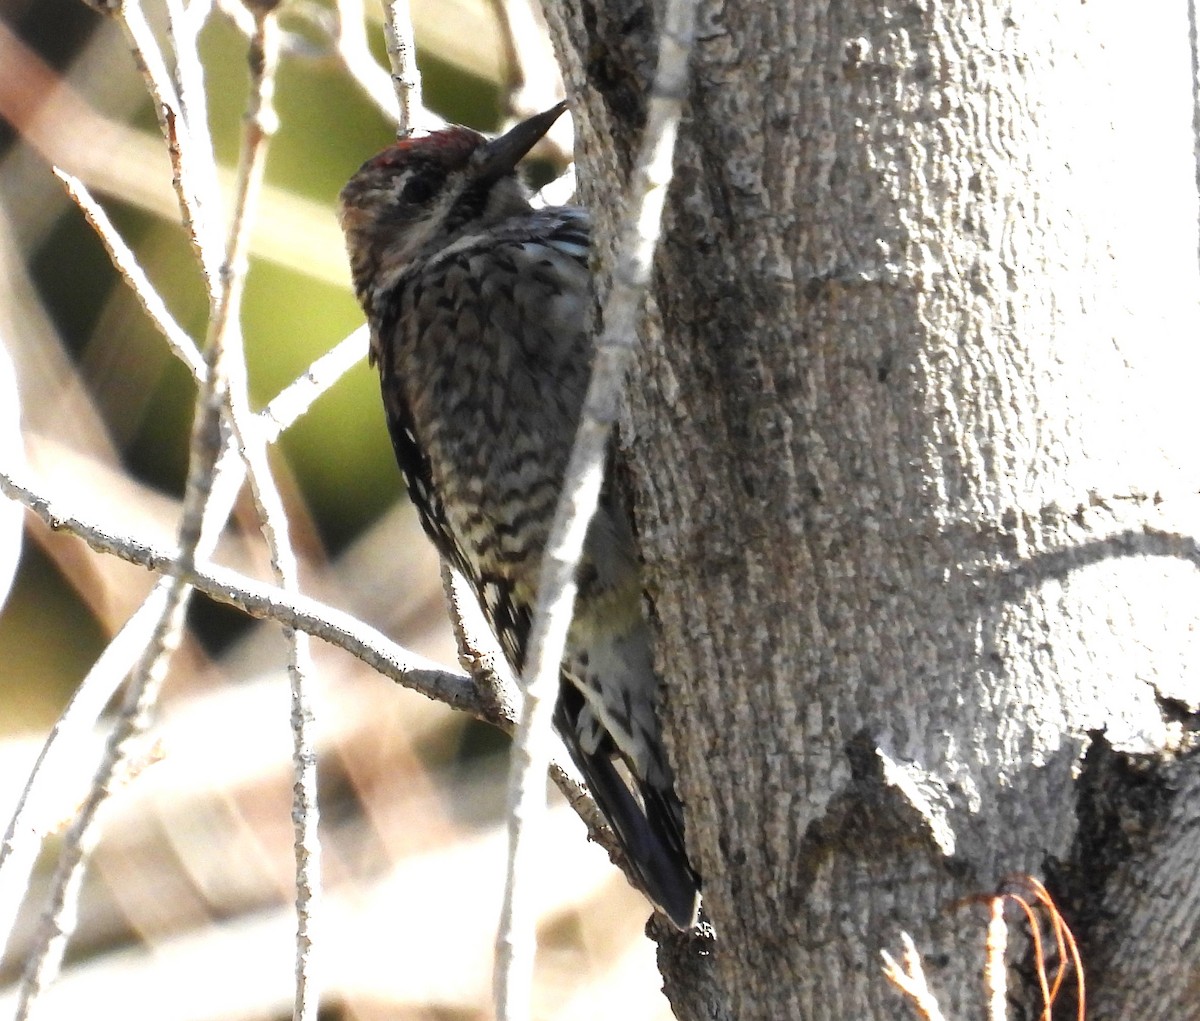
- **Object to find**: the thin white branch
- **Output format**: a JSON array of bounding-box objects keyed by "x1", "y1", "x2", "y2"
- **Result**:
[
  {"x1": 14, "y1": 0, "x2": 253, "y2": 1005},
  {"x1": 15, "y1": 369, "x2": 229, "y2": 1016},
  {"x1": 53, "y1": 163, "x2": 359, "y2": 440},
  {"x1": 440, "y1": 562, "x2": 522, "y2": 724},
  {"x1": 493, "y1": 0, "x2": 698, "y2": 1015},
  {"x1": 213, "y1": 0, "x2": 256, "y2": 37},
  {"x1": 8, "y1": 1, "x2": 439, "y2": 1009},
  {"x1": 96, "y1": 0, "x2": 180, "y2": 117},
  {"x1": 0, "y1": 584, "x2": 171, "y2": 967},
  {"x1": 0, "y1": 322, "x2": 360, "y2": 969},
  {"x1": 184, "y1": 0, "x2": 217, "y2": 36},
  {"x1": 0, "y1": 387, "x2": 249, "y2": 982},
  {"x1": 0, "y1": 466, "x2": 481, "y2": 723},
  {"x1": 51, "y1": 169, "x2": 205, "y2": 381},
  {"x1": 14, "y1": 591, "x2": 194, "y2": 1020},
  {"x1": 881, "y1": 933, "x2": 949, "y2": 1021},
  {"x1": 216, "y1": 8, "x2": 322, "y2": 1015},
  {"x1": 258, "y1": 328, "x2": 367, "y2": 443},
  {"x1": 14, "y1": 383, "x2": 226, "y2": 1016},
  {"x1": 381, "y1": 0, "x2": 421, "y2": 136},
  {"x1": 111, "y1": 0, "x2": 222, "y2": 288},
  {"x1": 985, "y1": 897, "x2": 1008, "y2": 1021},
  {"x1": 0, "y1": 339, "x2": 20, "y2": 613},
  {"x1": 165, "y1": 0, "x2": 221, "y2": 234}
]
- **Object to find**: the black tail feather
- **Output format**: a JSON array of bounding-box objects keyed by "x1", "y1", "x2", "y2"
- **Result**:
[{"x1": 554, "y1": 685, "x2": 701, "y2": 929}]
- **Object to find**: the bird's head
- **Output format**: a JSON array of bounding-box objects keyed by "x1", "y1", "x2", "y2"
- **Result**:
[{"x1": 338, "y1": 102, "x2": 568, "y2": 307}]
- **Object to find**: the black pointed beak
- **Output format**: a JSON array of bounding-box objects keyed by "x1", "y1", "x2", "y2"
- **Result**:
[{"x1": 475, "y1": 101, "x2": 568, "y2": 182}]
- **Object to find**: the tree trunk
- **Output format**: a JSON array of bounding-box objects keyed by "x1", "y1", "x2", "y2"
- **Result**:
[{"x1": 544, "y1": 0, "x2": 1200, "y2": 1018}]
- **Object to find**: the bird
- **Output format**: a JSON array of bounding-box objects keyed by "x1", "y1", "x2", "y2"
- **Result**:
[{"x1": 337, "y1": 102, "x2": 701, "y2": 929}]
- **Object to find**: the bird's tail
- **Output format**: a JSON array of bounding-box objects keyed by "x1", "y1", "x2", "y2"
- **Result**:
[{"x1": 555, "y1": 688, "x2": 701, "y2": 929}]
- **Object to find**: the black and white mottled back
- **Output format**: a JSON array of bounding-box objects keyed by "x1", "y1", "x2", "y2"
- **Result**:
[{"x1": 338, "y1": 105, "x2": 701, "y2": 928}]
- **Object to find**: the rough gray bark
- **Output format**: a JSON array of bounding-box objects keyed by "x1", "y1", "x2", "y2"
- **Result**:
[{"x1": 544, "y1": 0, "x2": 1200, "y2": 1018}]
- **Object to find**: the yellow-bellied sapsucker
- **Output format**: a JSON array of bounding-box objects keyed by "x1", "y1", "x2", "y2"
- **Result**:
[{"x1": 338, "y1": 103, "x2": 700, "y2": 928}]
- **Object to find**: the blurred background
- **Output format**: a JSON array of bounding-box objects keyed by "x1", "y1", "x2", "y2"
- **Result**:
[{"x1": 0, "y1": 0, "x2": 674, "y2": 1016}]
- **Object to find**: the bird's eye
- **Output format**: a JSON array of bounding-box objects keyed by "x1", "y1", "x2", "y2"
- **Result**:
[{"x1": 402, "y1": 175, "x2": 436, "y2": 204}]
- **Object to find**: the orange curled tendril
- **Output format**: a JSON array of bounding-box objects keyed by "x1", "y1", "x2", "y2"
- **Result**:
[{"x1": 991, "y1": 876, "x2": 1086, "y2": 1021}]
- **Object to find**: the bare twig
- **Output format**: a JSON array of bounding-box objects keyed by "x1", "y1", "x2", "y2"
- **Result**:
[
  {"x1": 216, "y1": 7, "x2": 322, "y2": 1015},
  {"x1": 0, "y1": 312, "x2": 359, "y2": 992},
  {"x1": 12, "y1": 388, "x2": 237, "y2": 1015},
  {"x1": 165, "y1": 0, "x2": 221, "y2": 236},
  {"x1": 53, "y1": 170, "x2": 367, "y2": 427},
  {"x1": 259, "y1": 328, "x2": 367, "y2": 442},
  {"x1": 381, "y1": 0, "x2": 421, "y2": 136},
  {"x1": 107, "y1": 0, "x2": 222, "y2": 288},
  {"x1": 881, "y1": 932, "x2": 949, "y2": 1021},
  {"x1": 493, "y1": 0, "x2": 697, "y2": 1015},
  {"x1": 13, "y1": 175, "x2": 215, "y2": 1021},
  {"x1": 0, "y1": 335, "x2": 360, "y2": 959},
  {"x1": 213, "y1": 0, "x2": 256, "y2": 37},
  {"x1": 440, "y1": 562, "x2": 521, "y2": 723},
  {"x1": 15, "y1": 232, "x2": 230, "y2": 1019},
  {"x1": 14, "y1": 0, "x2": 249, "y2": 1006},
  {"x1": 985, "y1": 895, "x2": 1009, "y2": 1021},
  {"x1": 51, "y1": 169, "x2": 205, "y2": 380},
  {"x1": 0, "y1": 467, "x2": 480, "y2": 719},
  {"x1": 14, "y1": 583, "x2": 196, "y2": 1020},
  {"x1": 0, "y1": 586, "x2": 170, "y2": 967},
  {"x1": 0, "y1": 336, "x2": 23, "y2": 614}
]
